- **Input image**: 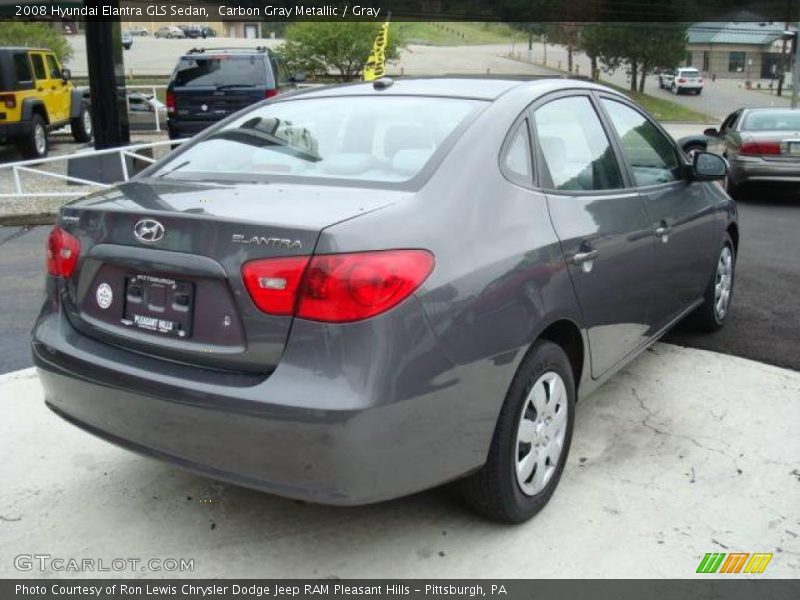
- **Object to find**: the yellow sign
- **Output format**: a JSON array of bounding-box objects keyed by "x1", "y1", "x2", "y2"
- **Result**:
[{"x1": 363, "y1": 21, "x2": 390, "y2": 81}]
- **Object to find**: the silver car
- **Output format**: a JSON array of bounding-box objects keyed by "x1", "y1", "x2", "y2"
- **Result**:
[{"x1": 701, "y1": 107, "x2": 800, "y2": 197}]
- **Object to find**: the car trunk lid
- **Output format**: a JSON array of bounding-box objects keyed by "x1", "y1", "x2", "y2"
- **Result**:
[{"x1": 58, "y1": 178, "x2": 402, "y2": 374}]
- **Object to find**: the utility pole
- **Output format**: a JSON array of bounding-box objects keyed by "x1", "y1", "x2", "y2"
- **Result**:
[{"x1": 793, "y1": 23, "x2": 800, "y2": 108}]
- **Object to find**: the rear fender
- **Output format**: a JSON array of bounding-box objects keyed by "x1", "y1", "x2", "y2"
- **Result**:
[{"x1": 21, "y1": 98, "x2": 48, "y2": 123}]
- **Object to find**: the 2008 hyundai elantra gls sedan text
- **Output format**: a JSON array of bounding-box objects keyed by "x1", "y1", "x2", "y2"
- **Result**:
[{"x1": 32, "y1": 77, "x2": 738, "y2": 522}]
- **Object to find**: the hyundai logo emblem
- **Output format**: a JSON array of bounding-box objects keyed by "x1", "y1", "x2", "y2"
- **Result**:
[{"x1": 133, "y1": 219, "x2": 165, "y2": 244}]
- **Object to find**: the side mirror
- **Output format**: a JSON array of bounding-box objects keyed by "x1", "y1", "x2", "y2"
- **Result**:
[
  {"x1": 292, "y1": 72, "x2": 307, "y2": 83},
  {"x1": 61, "y1": 68, "x2": 71, "y2": 81},
  {"x1": 703, "y1": 127, "x2": 719, "y2": 137},
  {"x1": 693, "y1": 151, "x2": 727, "y2": 181}
]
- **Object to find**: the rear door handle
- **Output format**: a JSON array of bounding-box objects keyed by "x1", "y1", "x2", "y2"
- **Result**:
[{"x1": 571, "y1": 249, "x2": 599, "y2": 265}]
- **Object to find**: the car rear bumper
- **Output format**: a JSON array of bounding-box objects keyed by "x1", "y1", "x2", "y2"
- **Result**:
[
  {"x1": 167, "y1": 119, "x2": 215, "y2": 139},
  {"x1": 729, "y1": 156, "x2": 800, "y2": 185},
  {"x1": 31, "y1": 292, "x2": 504, "y2": 506}
]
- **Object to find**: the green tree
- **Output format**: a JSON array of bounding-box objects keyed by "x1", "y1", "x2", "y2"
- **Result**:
[
  {"x1": 280, "y1": 22, "x2": 400, "y2": 82},
  {"x1": 0, "y1": 23, "x2": 72, "y2": 63}
]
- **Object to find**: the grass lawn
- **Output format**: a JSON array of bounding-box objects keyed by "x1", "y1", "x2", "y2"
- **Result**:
[
  {"x1": 395, "y1": 22, "x2": 515, "y2": 46},
  {"x1": 602, "y1": 82, "x2": 714, "y2": 123}
]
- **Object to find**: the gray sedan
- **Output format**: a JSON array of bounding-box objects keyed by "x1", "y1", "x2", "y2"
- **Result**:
[{"x1": 31, "y1": 77, "x2": 737, "y2": 522}]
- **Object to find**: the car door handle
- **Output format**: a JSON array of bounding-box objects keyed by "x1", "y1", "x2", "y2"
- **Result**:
[
  {"x1": 655, "y1": 225, "x2": 671, "y2": 237},
  {"x1": 571, "y1": 250, "x2": 599, "y2": 265}
]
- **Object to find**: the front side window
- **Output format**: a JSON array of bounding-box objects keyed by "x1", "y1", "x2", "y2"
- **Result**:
[
  {"x1": 45, "y1": 54, "x2": 61, "y2": 80},
  {"x1": 500, "y1": 120, "x2": 532, "y2": 185},
  {"x1": 533, "y1": 96, "x2": 623, "y2": 191},
  {"x1": 601, "y1": 99, "x2": 680, "y2": 186},
  {"x1": 154, "y1": 96, "x2": 483, "y2": 185}
]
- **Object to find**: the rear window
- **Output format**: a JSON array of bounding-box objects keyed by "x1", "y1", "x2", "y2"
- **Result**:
[
  {"x1": 741, "y1": 110, "x2": 800, "y2": 131},
  {"x1": 153, "y1": 96, "x2": 483, "y2": 186},
  {"x1": 173, "y1": 55, "x2": 267, "y2": 88},
  {"x1": 679, "y1": 69, "x2": 700, "y2": 76},
  {"x1": 13, "y1": 53, "x2": 32, "y2": 83}
]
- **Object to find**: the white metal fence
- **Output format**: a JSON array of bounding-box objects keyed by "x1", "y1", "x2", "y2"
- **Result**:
[{"x1": 0, "y1": 139, "x2": 185, "y2": 199}]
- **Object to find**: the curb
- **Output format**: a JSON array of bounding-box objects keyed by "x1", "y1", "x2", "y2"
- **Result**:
[
  {"x1": 0, "y1": 367, "x2": 36, "y2": 383},
  {"x1": 0, "y1": 213, "x2": 56, "y2": 227}
]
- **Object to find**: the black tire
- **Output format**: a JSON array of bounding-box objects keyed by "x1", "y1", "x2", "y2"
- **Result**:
[
  {"x1": 696, "y1": 89, "x2": 702, "y2": 95},
  {"x1": 15, "y1": 113, "x2": 48, "y2": 159},
  {"x1": 725, "y1": 176, "x2": 743, "y2": 200},
  {"x1": 459, "y1": 340, "x2": 576, "y2": 523},
  {"x1": 671, "y1": 83, "x2": 679, "y2": 94},
  {"x1": 71, "y1": 101, "x2": 93, "y2": 143},
  {"x1": 687, "y1": 233, "x2": 735, "y2": 332}
]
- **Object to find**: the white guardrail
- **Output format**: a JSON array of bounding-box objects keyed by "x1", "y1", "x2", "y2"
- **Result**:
[{"x1": 0, "y1": 138, "x2": 186, "y2": 199}]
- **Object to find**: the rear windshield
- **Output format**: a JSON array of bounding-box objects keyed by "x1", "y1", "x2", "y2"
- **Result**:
[
  {"x1": 153, "y1": 96, "x2": 483, "y2": 185},
  {"x1": 679, "y1": 69, "x2": 700, "y2": 76},
  {"x1": 0, "y1": 52, "x2": 34, "y2": 90},
  {"x1": 173, "y1": 55, "x2": 267, "y2": 88},
  {"x1": 742, "y1": 110, "x2": 800, "y2": 131}
]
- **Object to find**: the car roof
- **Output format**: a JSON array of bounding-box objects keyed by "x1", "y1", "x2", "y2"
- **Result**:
[{"x1": 292, "y1": 76, "x2": 600, "y2": 101}]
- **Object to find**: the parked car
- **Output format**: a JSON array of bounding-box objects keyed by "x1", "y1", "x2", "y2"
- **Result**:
[
  {"x1": 32, "y1": 78, "x2": 738, "y2": 523},
  {"x1": 659, "y1": 67, "x2": 704, "y2": 94},
  {"x1": 0, "y1": 47, "x2": 92, "y2": 158},
  {"x1": 121, "y1": 30, "x2": 133, "y2": 50},
  {"x1": 155, "y1": 26, "x2": 185, "y2": 39},
  {"x1": 179, "y1": 25, "x2": 203, "y2": 39},
  {"x1": 199, "y1": 26, "x2": 217, "y2": 38},
  {"x1": 165, "y1": 47, "x2": 300, "y2": 140},
  {"x1": 678, "y1": 107, "x2": 800, "y2": 197},
  {"x1": 126, "y1": 91, "x2": 166, "y2": 131},
  {"x1": 128, "y1": 25, "x2": 149, "y2": 36}
]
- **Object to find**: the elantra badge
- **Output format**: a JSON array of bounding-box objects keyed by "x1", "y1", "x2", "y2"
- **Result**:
[{"x1": 134, "y1": 219, "x2": 165, "y2": 244}]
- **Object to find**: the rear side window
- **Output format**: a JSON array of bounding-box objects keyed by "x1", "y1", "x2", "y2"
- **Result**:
[
  {"x1": 173, "y1": 55, "x2": 267, "y2": 88},
  {"x1": 500, "y1": 120, "x2": 533, "y2": 186},
  {"x1": 154, "y1": 96, "x2": 483, "y2": 185},
  {"x1": 601, "y1": 99, "x2": 680, "y2": 186},
  {"x1": 741, "y1": 110, "x2": 800, "y2": 131},
  {"x1": 534, "y1": 96, "x2": 623, "y2": 191},
  {"x1": 30, "y1": 54, "x2": 46, "y2": 80},
  {"x1": 13, "y1": 53, "x2": 32, "y2": 83}
]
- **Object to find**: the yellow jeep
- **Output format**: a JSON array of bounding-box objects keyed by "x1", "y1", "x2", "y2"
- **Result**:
[{"x1": 0, "y1": 47, "x2": 92, "y2": 159}]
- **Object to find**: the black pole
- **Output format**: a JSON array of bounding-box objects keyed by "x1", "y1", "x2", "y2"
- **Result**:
[{"x1": 84, "y1": 1, "x2": 129, "y2": 149}]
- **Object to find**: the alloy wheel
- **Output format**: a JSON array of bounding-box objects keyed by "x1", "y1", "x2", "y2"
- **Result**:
[
  {"x1": 714, "y1": 246, "x2": 733, "y2": 320},
  {"x1": 514, "y1": 371, "x2": 568, "y2": 496},
  {"x1": 34, "y1": 123, "x2": 46, "y2": 156}
]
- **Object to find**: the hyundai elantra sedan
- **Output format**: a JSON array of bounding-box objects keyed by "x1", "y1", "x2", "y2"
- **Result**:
[{"x1": 32, "y1": 77, "x2": 737, "y2": 522}]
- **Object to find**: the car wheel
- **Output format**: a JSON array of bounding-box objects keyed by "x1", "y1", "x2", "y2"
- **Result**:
[
  {"x1": 16, "y1": 113, "x2": 48, "y2": 159},
  {"x1": 671, "y1": 83, "x2": 678, "y2": 94},
  {"x1": 725, "y1": 176, "x2": 743, "y2": 200},
  {"x1": 687, "y1": 233, "x2": 735, "y2": 331},
  {"x1": 459, "y1": 339, "x2": 575, "y2": 523},
  {"x1": 71, "y1": 101, "x2": 93, "y2": 143},
  {"x1": 696, "y1": 89, "x2": 702, "y2": 95}
]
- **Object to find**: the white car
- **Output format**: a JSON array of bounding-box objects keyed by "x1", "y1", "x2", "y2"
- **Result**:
[
  {"x1": 658, "y1": 67, "x2": 704, "y2": 95},
  {"x1": 155, "y1": 26, "x2": 185, "y2": 39}
]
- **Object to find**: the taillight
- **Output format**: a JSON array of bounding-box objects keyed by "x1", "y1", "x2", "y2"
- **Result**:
[
  {"x1": 265, "y1": 89, "x2": 278, "y2": 99},
  {"x1": 0, "y1": 94, "x2": 15, "y2": 109},
  {"x1": 740, "y1": 141, "x2": 781, "y2": 155},
  {"x1": 46, "y1": 227, "x2": 80, "y2": 278},
  {"x1": 165, "y1": 90, "x2": 176, "y2": 114},
  {"x1": 242, "y1": 255, "x2": 310, "y2": 316},
  {"x1": 241, "y1": 250, "x2": 435, "y2": 323},
  {"x1": 698, "y1": 78, "x2": 704, "y2": 84},
  {"x1": 677, "y1": 78, "x2": 687, "y2": 83}
]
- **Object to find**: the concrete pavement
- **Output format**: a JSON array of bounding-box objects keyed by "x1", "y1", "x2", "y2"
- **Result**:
[{"x1": 0, "y1": 343, "x2": 798, "y2": 578}]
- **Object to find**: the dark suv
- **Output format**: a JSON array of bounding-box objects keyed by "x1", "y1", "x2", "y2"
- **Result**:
[{"x1": 166, "y1": 47, "x2": 299, "y2": 140}]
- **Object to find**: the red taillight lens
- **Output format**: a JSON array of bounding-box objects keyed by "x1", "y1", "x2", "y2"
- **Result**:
[
  {"x1": 165, "y1": 90, "x2": 176, "y2": 114},
  {"x1": 698, "y1": 78, "x2": 704, "y2": 84},
  {"x1": 740, "y1": 141, "x2": 781, "y2": 155},
  {"x1": 241, "y1": 250, "x2": 435, "y2": 323},
  {"x1": 46, "y1": 227, "x2": 80, "y2": 278},
  {"x1": 677, "y1": 78, "x2": 687, "y2": 83},
  {"x1": 242, "y1": 255, "x2": 310, "y2": 315},
  {"x1": 0, "y1": 94, "x2": 16, "y2": 109},
  {"x1": 265, "y1": 89, "x2": 278, "y2": 99}
]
